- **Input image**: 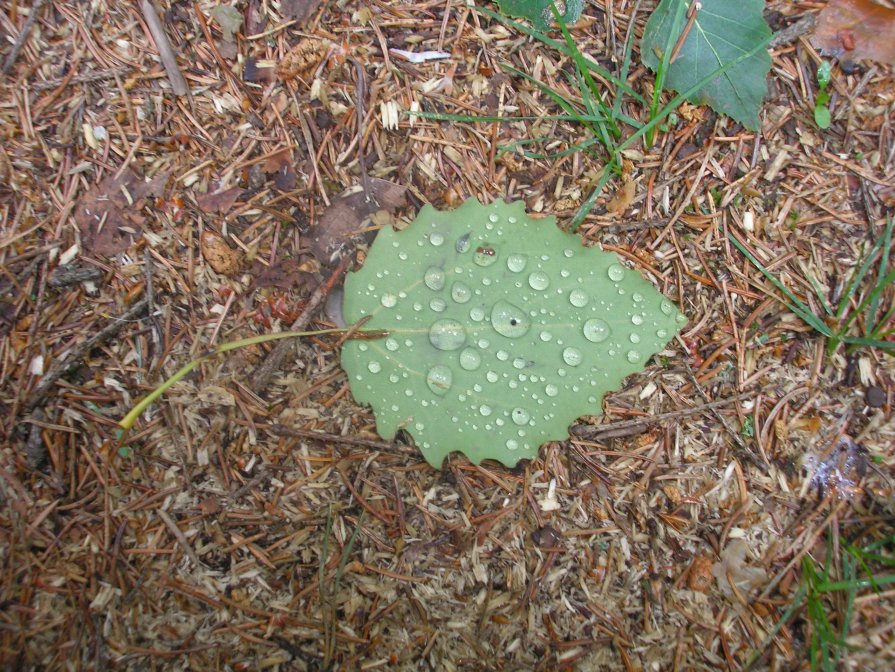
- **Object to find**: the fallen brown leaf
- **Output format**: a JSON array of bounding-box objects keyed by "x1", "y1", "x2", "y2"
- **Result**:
[
  {"x1": 201, "y1": 231, "x2": 241, "y2": 275},
  {"x1": 74, "y1": 168, "x2": 168, "y2": 255},
  {"x1": 195, "y1": 186, "x2": 242, "y2": 214},
  {"x1": 281, "y1": 0, "x2": 322, "y2": 23},
  {"x1": 812, "y1": 0, "x2": 895, "y2": 64},
  {"x1": 308, "y1": 178, "x2": 407, "y2": 267}
]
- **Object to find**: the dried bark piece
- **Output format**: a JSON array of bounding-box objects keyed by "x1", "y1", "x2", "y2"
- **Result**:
[
  {"x1": 277, "y1": 38, "x2": 329, "y2": 81},
  {"x1": 201, "y1": 231, "x2": 241, "y2": 275},
  {"x1": 687, "y1": 554, "x2": 714, "y2": 592},
  {"x1": 812, "y1": 0, "x2": 895, "y2": 64}
]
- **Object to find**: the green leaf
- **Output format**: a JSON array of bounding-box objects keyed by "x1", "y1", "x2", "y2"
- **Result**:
[
  {"x1": 495, "y1": 0, "x2": 583, "y2": 31},
  {"x1": 341, "y1": 198, "x2": 686, "y2": 467},
  {"x1": 211, "y1": 4, "x2": 243, "y2": 43},
  {"x1": 641, "y1": 0, "x2": 772, "y2": 130},
  {"x1": 814, "y1": 105, "x2": 831, "y2": 129}
]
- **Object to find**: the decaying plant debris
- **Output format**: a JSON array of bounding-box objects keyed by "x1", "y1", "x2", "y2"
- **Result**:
[{"x1": 0, "y1": 0, "x2": 893, "y2": 669}]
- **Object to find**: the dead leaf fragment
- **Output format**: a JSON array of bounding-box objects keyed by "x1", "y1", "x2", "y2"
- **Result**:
[
  {"x1": 74, "y1": 168, "x2": 169, "y2": 255},
  {"x1": 201, "y1": 231, "x2": 241, "y2": 275},
  {"x1": 281, "y1": 0, "x2": 322, "y2": 23},
  {"x1": 812, "y1": 0, "x2": 895, "y2": 64},
  {"x1": 308, "y1": 178, "x2": 407, "y2": 266},
  {"x1": 278, "y1": 38, "x2": 328, "y2": 81},
  {"x1": 606, "y1": 177, "x2": 636, "y2": 215},
  {"x1": 195, "y1": 186, "x2": 242, "y2": 213}
]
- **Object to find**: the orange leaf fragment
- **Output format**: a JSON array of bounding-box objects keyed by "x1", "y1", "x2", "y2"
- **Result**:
[{"x1": 812, "y1": 0, "x2": 895, "y2": 65}]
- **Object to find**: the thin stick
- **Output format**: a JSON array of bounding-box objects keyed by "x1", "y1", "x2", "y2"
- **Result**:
[
  {"x1": 25, "y1": 299, "x2": 149, "y2": 412},
  {"x1": 2, "y1": 0, "x2": 47, "y2": 74},
  {"x1": 139, "y1": 0, "x2": 189, "y2": 96}
]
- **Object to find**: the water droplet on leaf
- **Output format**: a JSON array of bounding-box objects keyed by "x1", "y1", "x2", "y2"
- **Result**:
[
  {"x1": 426, "y1": 365, "x2": 453, "y2": 395},
  {"x1": 491, "y1": 300, "x2": 531, "y2": 338},
  {"x1": 429, "y1": 319, "x2": 466, "y2": 351},
  {"x1": 583, "y1": 318, "x2": 611, "y2": 342}
]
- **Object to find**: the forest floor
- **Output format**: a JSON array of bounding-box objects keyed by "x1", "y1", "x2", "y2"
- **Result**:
[{"x1": 1, "y1": 0, "x2": 894, "y2": 670}]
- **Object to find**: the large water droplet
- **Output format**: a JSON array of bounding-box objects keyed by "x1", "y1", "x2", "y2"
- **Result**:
[
  {"x1": 660, "y1": 298, "x2": 675, "y2": 315},
  {"x1": 562, "y1": 347, "x2": 583, "y2": 366},
  {"x1": 506, "y1": 439, "x2": 519, "y2": 451},
  {"x1": 511, "y1": 408, "x2": 530, "y2": 425},
  {"x1": 367, "y1": 361, "x2": 381, "y2": 373},
  {"x1": 429, "y1": 319, "x2": 466, "y2": 351},
  {"x1": 528, "y1": 271, "x2": 550, "y2": 290},
  {"x1": 569, "y1": 289, "x2": 589, "y2": 307},
  {"x1": 429, "y1": 232, "x2": 445, "y2": 246},
  {"x1": 506, "y1": 253, "x2": 527, "y2": 272},
  {"x1": 491, "y1": 300, "x2": 531, "y2": 338},
  {"x1": 455, "y1": 232, "x2": 471, "y2": 253},
  {"x1": 473, "y1": 246, "x2": 498, "y2": 267},
  {"x1": 607, "y1": 264, "x2": 625, "y2": 281},
  {"x1": 545, "y1": 384, "x2": 559, "y2": 397},
  {"x1": 385, "y1": 337, "x2": 399, "y2": 351},
  {"x1": 430, "y1": 297, "x2": 447, "y2": 312},
  {"x1": 380, "y1": 293, "x2": 397, "y2": 308},
  {"x1": 630, "y1": 333, "x2": 641, "y2": 344},
  {"x1": 583, "y1": 318, "x2": 611, "y2": 343},
  {"x1": 496, "y1": 350, "x2": 509, "y2": 361},
  {"x1": 479, "y1": 404, "x2": 492, "y2": 416},
  {"x1": 486, "y1": 371, "x2": 499, "y2": 383},
  {"x1": 459, "y1": 347, "x2": 482, "y2": 371},
  {"x1": 424, "y1": 266, "x2": 445, "y2": 291},
  {"x1": 426, "y1": 365, "x2": 453, "y2": 395},
  {"x1": 631, "y1": 314, "x2": 644, "y2": 325},
  {"x1": 451, "y1": 282, "x2": 472, "y2": 303},
  {"x1": 626, "y1": 350, "x2": 641, "y2": 363}
]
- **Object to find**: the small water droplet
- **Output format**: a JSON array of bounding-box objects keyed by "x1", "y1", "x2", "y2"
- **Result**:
[
  {"x1": 506, "y1": 439, "x2": 519, "y2": 451},
  {"x1": 676, "y1": 313, "x2": 687, "y2": 324},
  {"x1": 385, "y1": 337, "x2": 399, "y2": 351},
  {"x1": 389, "y1": 373, "x2": 399, "y2": 383},
  {"x1": 528, "y1": 271, "x2": 550, "y2": 290},
  {"x1": 451, "y1": 282, "x2": 472, "y2": 303},
  {"x1": 477, "y1": 338, "x2": 490, "y2": 349},
  {"x1": 455, "y1": 232, "x2": 471, "y2": 253},
  {"x1": 424, "y1": 267, "x2": 445, "y2": 291},
  {"x1": 381, "y1": 293, "x2": 397, "y2": 308},
  {"x1": 398, "y1": 251, "x2": 408, "y2": 260},
  {"x1": 469, "y1": 306, "x2": 485, "y2": 321},
  {"x1": 562, "y1": 347, "x2": 583, "y2": 366},
  {"x1": 488, "y1": 213, "x2": 499, "y2": 223},
  {"x1": 557, "y1": 368, "x2": 567, "y2": 377},
  {"x1": 583, "y1": 318, "x2": 611, "y2": 343},
  {"x1": 608, "y1": 264, "x2": 625, "y2": 281},
  {"x1": 496, "y1": 350, "x2": 509, "y2": 361},
  {"x1": 429, "y1": 319, "x2": 466, "y2": 351},
  {"x1": 491, "y1": 300, "x2": 531, "y2": 338},
  {"x1": 479, "y1": 404, "x2": 492, "y2": 416},
  {"x1": 630, "y1": 334, "x2": 641, "y2": 343},
  {"x1": 473, "y1": 245, "x2": 498, "y2": 267},
  {"x1": 632, "y1": 292, "x2": 644, "y2": 303},
  {"x1": 486, "y1": 371, "x2": 498, "y2": 383},
  {"x1": 569, "y1": 289, "x2": 589, "y2": 307},
  {"x1": 511, "y1": 408, "x2": 530, "y2": 425},
  {"x1": 631, "y1": 314, "x2": 644, "y2": 325},
  {"x1": 539, "y1": 331, "x2": 552, "y2": 342},
  {"x1": 429, "y1": 232, "x2": 445, "y2": 246},
  {"x1": 426, "y1": 365, "x2": 453, "y2": 395},
  {"x1": 358, "y1": 343, "x2": 368, "y2": 352},
  {"x1": 513, "y1": 358, "x2": 526, "y2": 369},
  {"x1": 657, "y1": 328, "x2": 668, "y2": 338},
  {"x1": 660, "y1": 298, "x2": 675, "y2": 315},
  {"x1": 413, "y1": 302, "x2": 423, "y2": 311},
  {"x1": 459, "y1": 347, "x2": 482, "y2": 371},
  {"x1": 545, "y1": 384, "x2": 559, "y2": 397},
  {"x1": 564, "y1": 249, "x2": 574, "y2": 258},
  {"x1": 367, "y1": 361, "x2": 381, "y2": 373},
  {"x1": 626, "y1": 350, "x2": 641, "y2": 363},
  {"x1": 506, "y1": 253, "x2": 527, "y2": 273},
  {"x1": 430, "y1": 297, "x2": 447, "y2": 312}
]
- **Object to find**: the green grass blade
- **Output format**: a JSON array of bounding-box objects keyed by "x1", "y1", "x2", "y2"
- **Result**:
[
  {"x1": 868, "y1": 216, "x2": 894, "y2": 330},
  {"x1": 475, "y1": 5, "x2": 648, "y2": 105},
  {"x1": 648, "y1": 0, "x2": 689, "y2": 145},
  {"x1": 817, "y1": 573, "x2": 895, "y2": 592},
  {"x1": 835, "y1": 230, "x2": 889, "y2": 320},
  {"x1": 729, "y1": 233, "x2": 834, "y2": 337},
  {"x1": 613, "y1": 0, "x2": 642, "y2": 123}
]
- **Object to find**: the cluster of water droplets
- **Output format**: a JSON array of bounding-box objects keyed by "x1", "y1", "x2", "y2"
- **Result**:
[{"x1": 341, "y1": 199, "x2": 685, "y2": 465}]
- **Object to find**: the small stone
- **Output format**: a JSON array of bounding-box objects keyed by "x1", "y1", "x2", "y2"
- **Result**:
[{"x1": 866, "y1": 385, "x2": 886, "y2": 408}]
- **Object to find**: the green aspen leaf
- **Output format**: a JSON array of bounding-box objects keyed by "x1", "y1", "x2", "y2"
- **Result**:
[
  {"x1": 341, "y1": 198, "x2": 686, "y2": 467},
  {"x1": 641, "y1": 0, "x2": 772, "y2": 130},
  {"x1": 495, "y1": 0, "x2": 584, "y2": 31}
]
